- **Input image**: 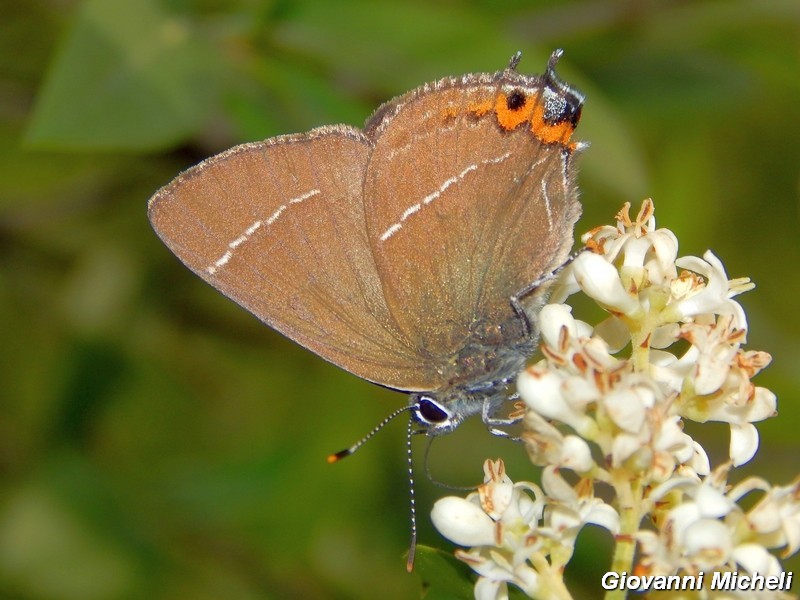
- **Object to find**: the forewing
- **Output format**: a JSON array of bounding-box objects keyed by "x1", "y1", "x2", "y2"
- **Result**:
[{"x1": 148, "y1": 127, "x2": 434, "y2": 390}]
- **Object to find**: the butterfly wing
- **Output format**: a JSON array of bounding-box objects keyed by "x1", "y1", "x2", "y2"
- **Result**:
[
  {"x1": 148, "y1": 126, "x2": 436, "y2": 391},
  {"x1": 362, "y1": 69, "x2": 582, "y2": 374}
]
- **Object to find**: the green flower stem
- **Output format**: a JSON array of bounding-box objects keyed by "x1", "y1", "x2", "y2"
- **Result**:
[{"x1": 605, "y1": 471, "x2": 643, "y2": 600}]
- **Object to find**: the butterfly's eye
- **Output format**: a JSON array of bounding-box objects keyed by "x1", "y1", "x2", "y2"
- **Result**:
[{"x1": 416, "y1": 397, "x2": 450, "y2": 423}]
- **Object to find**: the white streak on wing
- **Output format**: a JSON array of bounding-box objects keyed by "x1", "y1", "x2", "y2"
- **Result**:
[
  {"x1": 422, "y1": 165, "x2": 474, "y2": 205},
  {"x1": 384, "y1": 124, "x2": 461, "y2": 164},
  {"x1": 266, "y1": 205, "x2": 286, "y2": 226},
  {"x1": 208, "y1": 251, "x2": 232, "y2": 274},
  {"x1": 379, "y1": 152, "x2": 512, "y2": 242},
  {"x1": 402, "y1": 203, "x2": 421, "y2": 220},
  {"x1": 380, "y1": 223, "x2": 402, "y2": 241},
  {"x1": 541, "y1": 180, "x2": 554, "y2": 230},
  {"x1": 560, "y1": 150, "x2": 569, "y2": 192},
  {"x1": 244, "y1": 220, "x2": 262, "y2": 236},
  {"x1": 206, "y1": 189, "x2": 320, "y2": 274}
]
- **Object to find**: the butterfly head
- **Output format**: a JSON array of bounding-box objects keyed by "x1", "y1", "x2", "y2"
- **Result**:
[{"x1": 409, "y1": 395, "x2": 461, "y2": 435}]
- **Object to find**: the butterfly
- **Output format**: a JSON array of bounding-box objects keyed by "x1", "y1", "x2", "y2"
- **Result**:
[{"x1": 148, "y1": 49, "x2": 584, "y2": 568}]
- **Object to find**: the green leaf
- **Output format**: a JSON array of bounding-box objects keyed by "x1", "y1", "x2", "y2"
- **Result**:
[
  {"x1": 25, "y1": 0, "x2": 220, "y2": 151},
  {"x1": 412, "y1": 545, "x2": 475, "y2": 600}
]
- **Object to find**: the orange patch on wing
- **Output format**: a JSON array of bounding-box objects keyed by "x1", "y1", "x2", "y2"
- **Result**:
[
  {"x1": 530, "y1": 101, "x2": 575, "y2": 145},
  {"x1": 493, "y1": 93, "x2": 535, "y2": 131},
  {"x1": 441, "y1": 106, "x2": 459, "y2": 120},
  {"x1": 467, "y1": 99, "x2": 493, "y2": 117},
  {"x1": 461, "y1": 93, "x2": 577, "y2": 150}
]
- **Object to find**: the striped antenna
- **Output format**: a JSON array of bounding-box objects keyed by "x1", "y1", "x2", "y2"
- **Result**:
[
  {"x1": 327, "y1": 405, "x2": 422, "y2": 572},
  {"x1": 327, "y1": 405, "x2": 412, "y2": 463},
  {"x1": 406, "y1": 414, "x2": 418, "y2": 572}
]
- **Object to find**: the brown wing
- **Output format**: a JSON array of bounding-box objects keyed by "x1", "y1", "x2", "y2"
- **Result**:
[
  {"x1": 148, "y1": 126, "x2": 436, "y2": 391},
  {"x1": 362, "y1": 71, "x2": 582, "y2": 366}
]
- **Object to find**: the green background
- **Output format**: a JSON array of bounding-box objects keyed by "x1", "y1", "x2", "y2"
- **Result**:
[{"x1": 2, "y1": 0, "x2": 799, "y2": 598}]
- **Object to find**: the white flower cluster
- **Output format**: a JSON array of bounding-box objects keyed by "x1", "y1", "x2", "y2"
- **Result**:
[
  {"x1": 525, "y1": 199, "x2": 774, "y2": 473},
  {"x1": 431, "y1": 459, "x2": 618, "y2": 600},
  {"x1": 638, "y1": 464, "x2": 800, "y2": 591},
  {"x1": 431, "y1": 201, "x2": 793, "y2": 599}
]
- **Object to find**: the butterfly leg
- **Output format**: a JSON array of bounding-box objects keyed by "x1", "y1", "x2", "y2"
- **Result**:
[
  {"x1": 481, "y1": 397, "x2": 523, "y2": 440},
  {"x1": 510, "y1": 295, "x2": 533, "y2": 337},
  {"x1": 510, "y1": 248, "x2": 588, "y2": 337}
]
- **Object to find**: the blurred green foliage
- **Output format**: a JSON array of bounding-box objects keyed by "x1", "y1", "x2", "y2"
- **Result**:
[{"x1": 1, "y1": 0, "x2": 798, "y2": 598}]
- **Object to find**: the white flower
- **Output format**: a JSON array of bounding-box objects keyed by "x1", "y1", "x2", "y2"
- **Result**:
[
  {"x1": 431, "y1": 460, "x2": 616, "y2": 599},
  {"x1": 680, "y1": 315, "x2": 744, "y2": 395},
  {"x1": 539, "y1": 467, "x2": 620, "y2": 544},
  {"x1": 738, "y1": 477, "x2": 800, "y2": 556},
  {"x1": 670, "y1": 252, "x2": 752, "y2": 327},
  {"x1": 559, "y1": 436, "x2": 594, "y2": 473},
  {"x1": 522, "y1": 411, "x2": 595, "y2": 474},
  {"x1": 431, "y1": 460, "x2": 545, "y2": 598},
  {"x1": 581, "y1": 200, "x2": 678, "y2": 283},
  {"x1": 730, "y1": 423, "x2": 759, "y2": 466},
  {"x1": 636, "y1": 466, "x2": 800, "y2": 582},
  {"x1": 431, "y1": 497, "x2": 497, "y2": 547},
  {"x1": 571, "y1": 252, "x2": 641, "y2": 317},
  {"x1": 518, "y1": 366, "x2": 597, "y2": 436}
]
